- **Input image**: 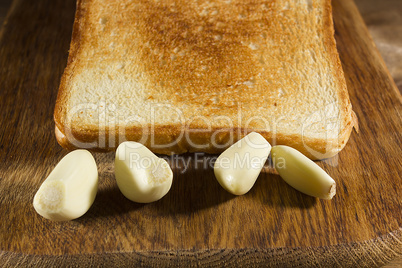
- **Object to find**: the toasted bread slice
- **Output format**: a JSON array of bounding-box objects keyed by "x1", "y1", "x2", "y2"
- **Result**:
[{"x1": 54, "y1": 0, "x2": 356, "y2": 159}]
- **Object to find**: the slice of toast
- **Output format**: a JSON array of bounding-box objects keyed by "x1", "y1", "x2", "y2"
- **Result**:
[{"x1": 54, "y1": 0, "x2": 357, "y2": 159}]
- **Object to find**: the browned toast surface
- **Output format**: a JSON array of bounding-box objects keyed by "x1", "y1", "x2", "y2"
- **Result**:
[{"x1": 54, "y1": 0, "x2": 356, "y2": 159}]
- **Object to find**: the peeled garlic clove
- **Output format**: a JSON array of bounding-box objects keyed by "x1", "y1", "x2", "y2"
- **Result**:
[
  {"x1": 115, "y1": 141, "x2": 173, "y2": 203},
  {"x1": 33, "y1": 150, "x2": 98, "y2": 221},
  {"x1": 271, "y1": 145, "x2": 336, "y2": 199},
  {"x1": 214, "y1": 132, "x2": 271, "y2": 195}
]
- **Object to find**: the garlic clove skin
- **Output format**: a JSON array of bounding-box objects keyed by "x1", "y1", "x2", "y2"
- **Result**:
[
  {"x1": 271, "y1": 145, "x2": 336, "y2": 199},
  {"x1": 214, "y1": 132, "x2": 271, "y2": 195},
  {"x1": 33, "y1": 150, "x2": 98, "y2": 221},
  {"x1": 115, "y1": 141, "x2": 173, "y2": 203}
]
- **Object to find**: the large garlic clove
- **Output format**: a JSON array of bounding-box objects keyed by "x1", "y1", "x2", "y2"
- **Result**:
[
  {"x1": 214, "y1": 132, "x2": 271, "y2": 195},
  {"x1": 33, "y1": 150, "x2": 98, "y2": 221},
  {"x1": 271, "y1": 145, "x2": 336, "y2": 199},
  {"x1": 115, "y1": 141, "x2": 173, "y2": 203}
]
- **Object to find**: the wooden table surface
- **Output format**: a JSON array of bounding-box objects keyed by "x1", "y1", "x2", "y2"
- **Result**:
[{"x1": 0, "y1": 0, "x2": 401, "y2": 267}]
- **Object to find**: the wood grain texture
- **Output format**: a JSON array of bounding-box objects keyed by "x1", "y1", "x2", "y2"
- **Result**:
[
  {"x1": 0, "y1": 0, "x2": 400, "y2": 267},
  {"x1": 354, "y1": 0, "x2": 402, "y2": 93},
  {"x1": 0, "y1": 0, "x2": 11, "y2": 25}
]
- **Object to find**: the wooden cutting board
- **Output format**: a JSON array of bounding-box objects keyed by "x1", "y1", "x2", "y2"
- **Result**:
[{"x1": 0, "y1": 0, "x2": 400, "y2": 266}]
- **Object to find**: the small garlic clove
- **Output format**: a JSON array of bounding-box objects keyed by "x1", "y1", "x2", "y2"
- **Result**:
[
  {"x1": 115, "y1": 141, "x2": 173, "y2": 203},
  {"x1": 33, "y1": 150, "x2": 98, "y2": 221},
  {"x1": 271, "y1": 145, "x2": 336, "y2": 199},
  {"x1": 214, "y1": 132, "x2": 271, "y2": 195}
]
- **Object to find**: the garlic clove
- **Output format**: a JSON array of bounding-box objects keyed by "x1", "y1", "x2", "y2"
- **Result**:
[
  {"x1": 271, "y1": 145, "x2": 336, "y2": 199},
  {"x1": 115, "y1": 141, "x2": 173, "y2": 203},
  {"x1": 214, "y1": 132, "x2": 271, "y2": 195},
  {"x1": 33, "y1": 150, "x2": 98, "y2": 221}
]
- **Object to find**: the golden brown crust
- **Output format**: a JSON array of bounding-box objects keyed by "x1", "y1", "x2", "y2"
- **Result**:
[
  {"x1": 323, "y1": 0, "x2": 356, "y2": 143},
  {"x1": 318, "y1": 0, "x2": 356, "y2": 156},
  {"x1": 54, "y1": 0, "x2": 356, "y2": 160},
  {"x1": 54, "y1": 0, "x2": 86, "y2": 134},
  {"x1": 56, "y1": 123, "x2": 350, "y2": 160}
]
